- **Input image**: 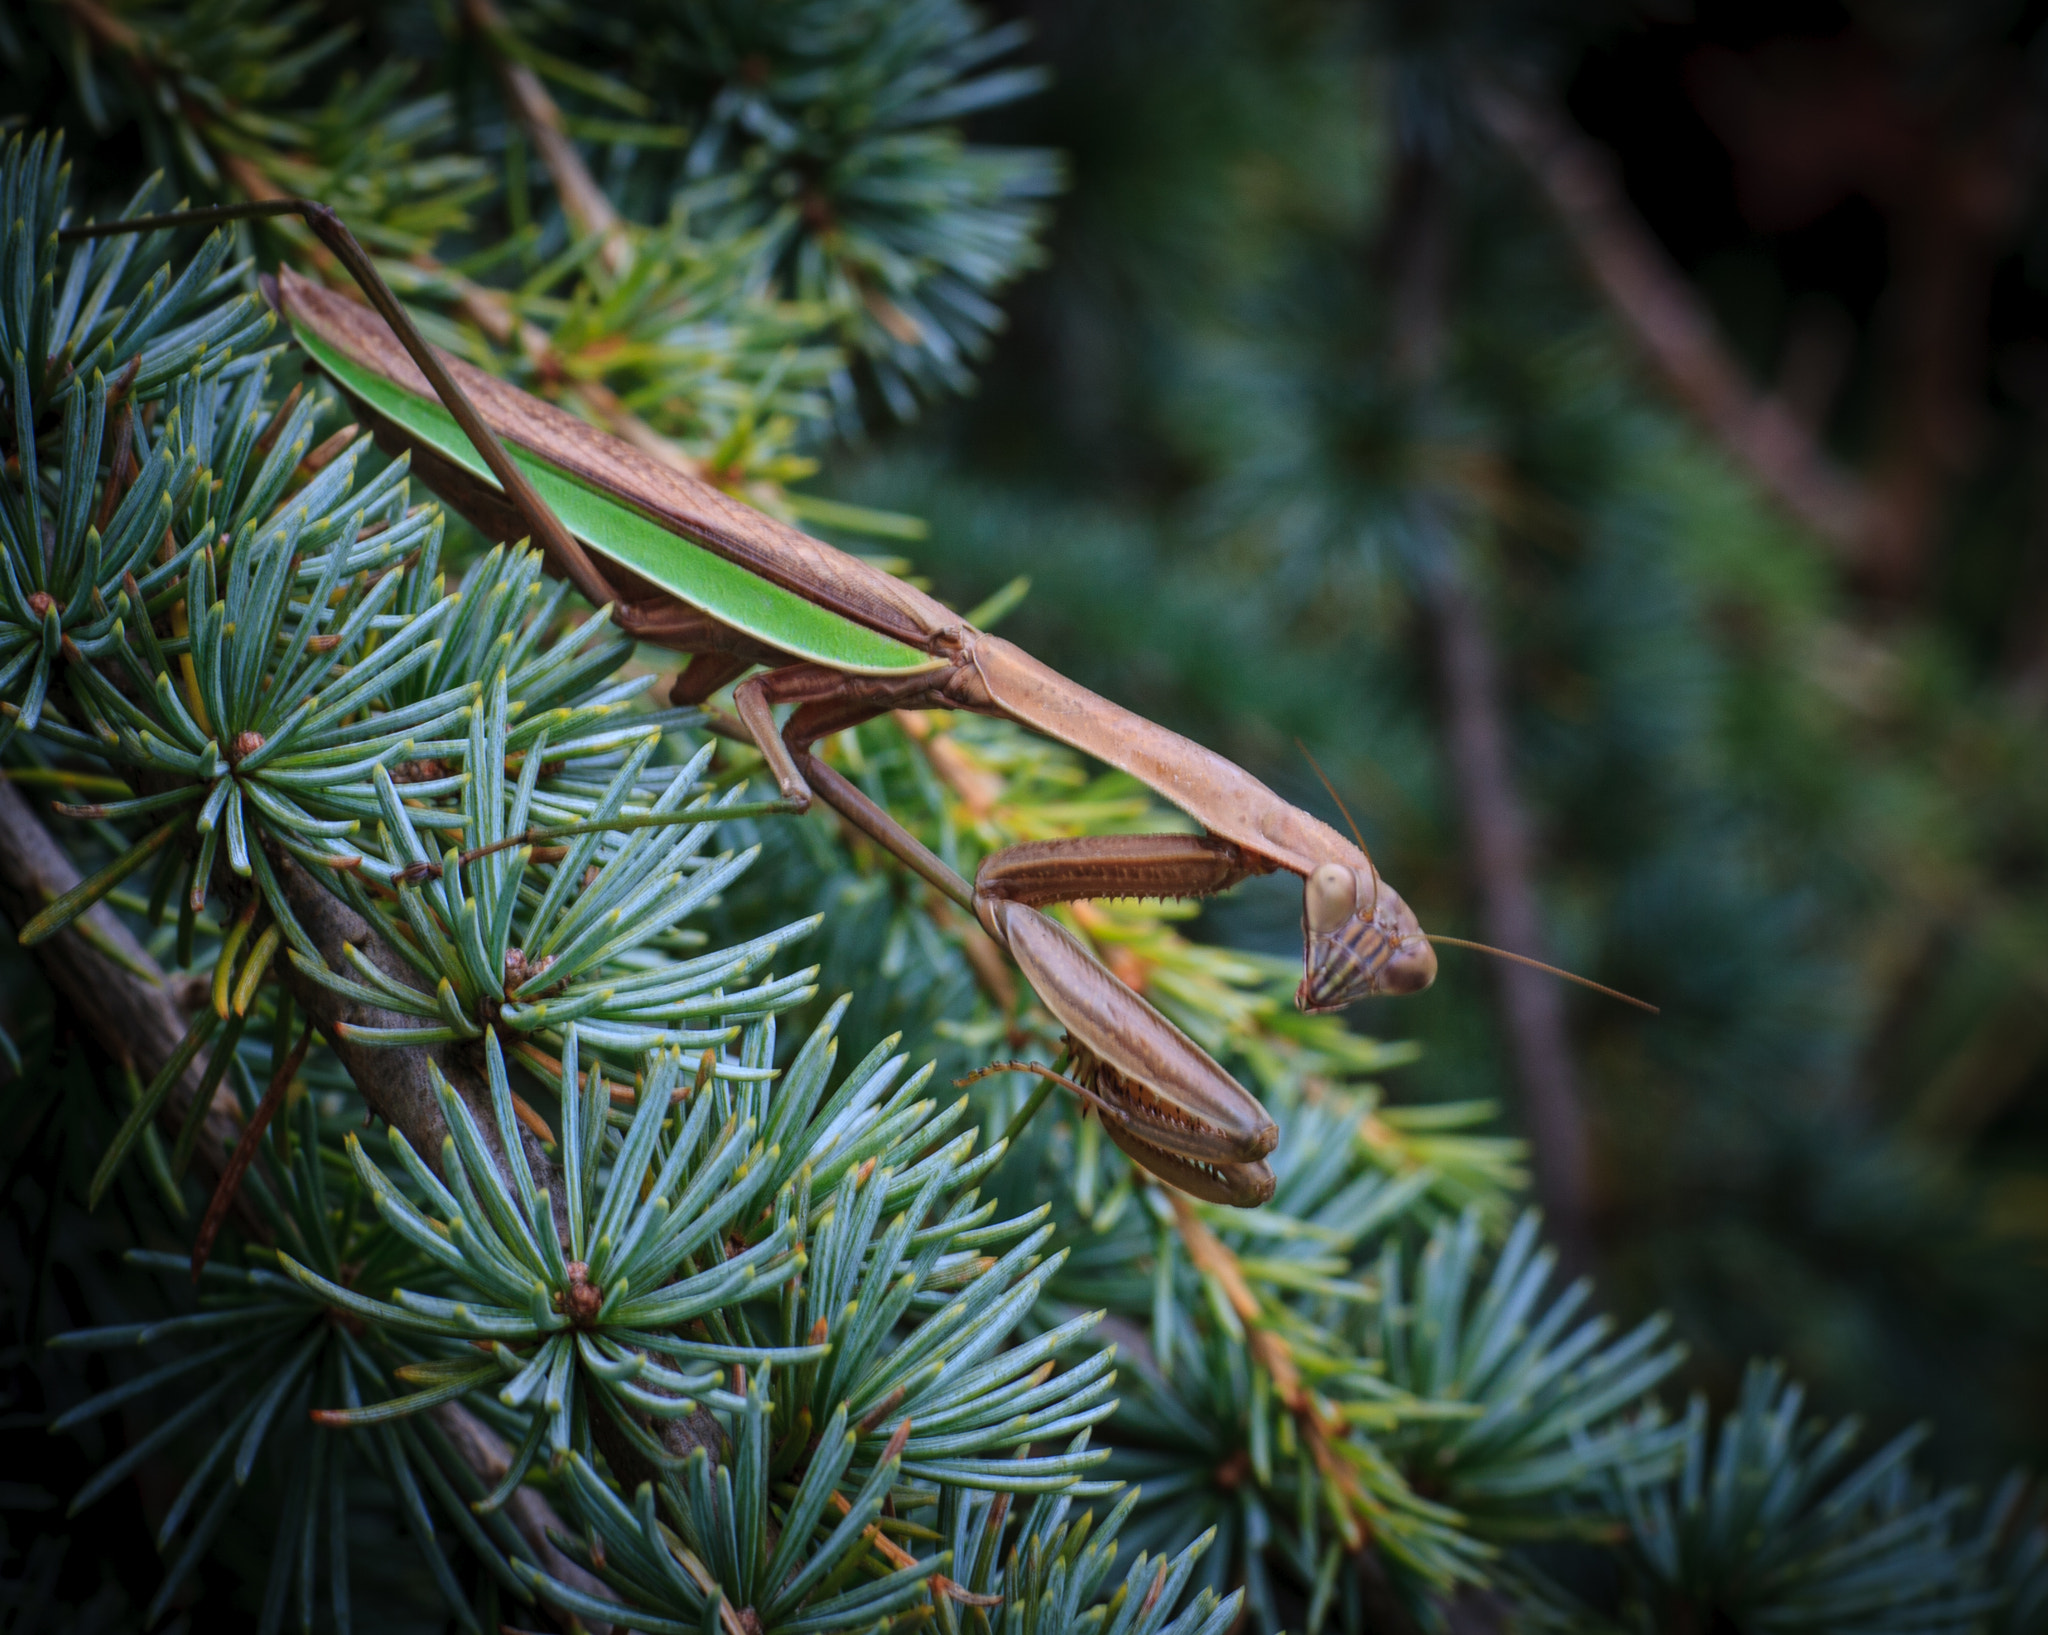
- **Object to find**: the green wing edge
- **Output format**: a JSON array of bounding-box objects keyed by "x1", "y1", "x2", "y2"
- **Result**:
[{"x1": 294, "y1": 327, "x2": 938, "y2": 676}]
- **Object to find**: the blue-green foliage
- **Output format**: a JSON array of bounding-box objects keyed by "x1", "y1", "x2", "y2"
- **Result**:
[
  {"x1": 1369, "y1": 1211, "x2": 1686, "y2": 1530},
  {"x1": 49, "y1": 1092, "x2": 530, "y2": 1634},
  {"x1": 1061, "y1": 1096, "x2": 1482, "y2": 1609},
  {"x1": 1605, "y1": 1362, "x2": 2000, "y2": 1633},
  {"x1": 0, "y1": 132, "x2": 276, "y2": 759},
  {"x1": 0, "y1": 133, "x2": 275, "y2": 420},
  {"x1": 499, "y1": 0, "x2": 1063, "y2": 415},
  {"x1": 528, "y1": 1374, "x2": 945, "y2": 1635},
  {"x1": 10, "y1": 368, "x2": 453, "y2": 939},
  {"x1": 284, "y1": 993, "x2": 1118, "y2": 1476},
  {"x1": 298, "y1": 670, "x2": 820, "y2": 1060},
  {"x1": 939, "y1": 1485, "x2": 1245, "y2": 1635},
  {"x1": 286, "y1": 1032, "x2": 809, "y2": 1472},
  {"x1": 3, "y1": 0, "x2": 2047, "y2": 1617}
]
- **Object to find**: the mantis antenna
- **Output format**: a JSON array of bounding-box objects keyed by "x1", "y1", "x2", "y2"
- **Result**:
[
  {"x1": 1296, "y1": 738, "x2": 1372, "y2": 862},
  {"x1": 1294, "y1": 741, "x2": 1658, "y2": 1015},
  {"x1": 1422, "y1": 935, "x2": 1659, "y2": 1014}
]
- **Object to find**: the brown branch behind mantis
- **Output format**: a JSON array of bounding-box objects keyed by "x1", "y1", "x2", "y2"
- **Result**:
[
  {"x1": 1424, "y1": 563, "x2": 1594, "y2": 1266},
  {"x1": 1471, "y1": 78, "x2": 1872, "y2": 559},
  {"x1": 96, "y1": 3, "x2": 707, "y2": 488},
  {"x1": 459, "y1": 0, "x2": 724, "y2": 482},
  {"x1": 464, "y1": 0, "x2": 632, "y2": 277}
]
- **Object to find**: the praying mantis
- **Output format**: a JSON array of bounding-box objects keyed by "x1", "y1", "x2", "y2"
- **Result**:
[{"x1": 65, "y1": 199, "x2": 1441, "y2": 1208}]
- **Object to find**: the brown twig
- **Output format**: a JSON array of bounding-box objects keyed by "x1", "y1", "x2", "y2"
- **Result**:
[
  {"x1": 1380, "y1": 142, "x2": 1598, "y2": 1266},
  {"x1": 1425, "y1": 565, "x2": 1594, "y2": 1266},
  {"x1": 1376, "y1": 141, "x2": 1597, "y2": 1270},
  {"x1": 74, "y1": 0, "x2": 707, "y2": 507},
  {"x1": 1471, "y1": 77, "x2": 1871, "y2": 558},
  {"x1": 465, "y1": 0, "x2": 632, "y2": 277},
  {"x1": 432, "y1": 263, "x2": 713, "y2": 479},
  {"x1": 1167, "y1": 1194, "x2": 1433, "y2": 1635},
  {"x1": 456, "y1": 0, "x2": 721, "y2": 482},
  {"x1": 430, "y1": 1401, "x2": 621, "y2": 1634},
  {"x1": 820, "y1": 1419, "x2": 1000, "y2": 1609}
]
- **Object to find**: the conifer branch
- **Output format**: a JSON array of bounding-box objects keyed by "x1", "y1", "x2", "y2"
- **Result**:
[
  {"x1": 1167, "y1": 1192, "x2": 1430, "y2": 1635},
  {"x1": 465, "y1": 0, "x2": 633, "y2": 277}
]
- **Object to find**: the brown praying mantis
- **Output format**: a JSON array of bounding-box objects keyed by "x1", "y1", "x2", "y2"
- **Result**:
[{"x1": 65, "y1": 197, "x2": 1624, "y2": 1208}]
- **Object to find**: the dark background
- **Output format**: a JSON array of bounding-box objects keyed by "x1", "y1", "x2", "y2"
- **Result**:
[{"x1": 822, "y1": 0, "x2": 2048, "y2": 1474}]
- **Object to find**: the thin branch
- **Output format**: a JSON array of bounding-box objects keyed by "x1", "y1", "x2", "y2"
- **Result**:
[
  {"x1": 426, "y1": 262, "x2": 714, "y2": 480},
  {"x1": 1167, "y1": 1194, "x2": 1426, "y2": 1635},
  {"x1": 256, "y1": 843, "x2": 512, "y2": 1173},
  {"x1": 465, "y1": 0, "x2": 632, "y2": 276},
  {"x1": 1383, "y1": 145, "x2": 1597, "y2": 1266},
  {"x1": 431, "y1": 1401, "x2": 620, "y2": 1635},
  {"x1": 1471, "y1": 78, "x2": 1871, "y2": 557},
  {"x1": 459, "y1": 0, "x2": 722, "y2": 482},
  {"x1": 66, "y1": 196, "x2": 623, "y2": 619},
  {"x1": 1424, "y1": 556, "x2": 1594, "y2": 1266},
  {"x1": 189, "y1": 1016, "x2": 313, "y2": 1280}
]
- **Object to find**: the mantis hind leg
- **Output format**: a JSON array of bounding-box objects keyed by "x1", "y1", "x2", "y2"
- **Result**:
[{"x1": 730, "y1": 662, "x2": 951, "y2": 811}]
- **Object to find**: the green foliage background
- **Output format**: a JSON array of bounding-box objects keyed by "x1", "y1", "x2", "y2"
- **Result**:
[{"x1": 1, "y1": 1, "x2": 2045, "y2": 1633}]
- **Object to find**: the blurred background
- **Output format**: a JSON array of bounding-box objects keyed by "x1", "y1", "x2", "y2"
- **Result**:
[{"x1": 808, "y1": 0, "x2": 2048, "y2": 1477}]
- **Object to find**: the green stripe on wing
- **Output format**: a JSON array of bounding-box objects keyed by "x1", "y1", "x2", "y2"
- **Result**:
[{"x1": 295, "y1": 327, "x2": 938, "y2": 676}]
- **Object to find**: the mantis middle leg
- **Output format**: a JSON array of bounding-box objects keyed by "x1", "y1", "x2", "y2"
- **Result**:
[{"x1": 731, "y1": 663, "x2": 1285, "y2": 926}]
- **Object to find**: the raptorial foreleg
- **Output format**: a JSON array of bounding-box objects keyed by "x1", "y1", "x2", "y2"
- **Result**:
[
  {"x1": 716, "y1": 661, "x2": 1282, "y2": 1202},
  {"x1": 974, "y1": 833, "x2": 1276, "y2": 914}
]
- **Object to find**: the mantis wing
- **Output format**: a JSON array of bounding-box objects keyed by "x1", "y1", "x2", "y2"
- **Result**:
[{"x1": 281, "y1": 274, "x2": 945, "y2": 677}]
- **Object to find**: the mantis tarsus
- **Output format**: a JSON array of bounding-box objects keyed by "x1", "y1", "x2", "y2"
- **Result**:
[{"x1": 62, "y1": 197, "x2": 1447, "y2": 1208}]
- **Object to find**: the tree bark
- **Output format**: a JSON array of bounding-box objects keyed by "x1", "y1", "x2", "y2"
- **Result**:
[
  {"x1": 433, "y1": 1402, "x2": 615, "y2": 1631},
  {"x1": 260, "y1": 847, "x2": 554, "y2": 1214},
  {"x1": 1422, "y1": 565, "x2": 1594, "y2": 1265}
]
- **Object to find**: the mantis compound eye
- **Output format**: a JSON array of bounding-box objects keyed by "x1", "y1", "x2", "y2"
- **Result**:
[
  {"x1": 1370, "y1": 884, "x2": 1437, "y2": 996},
  {"x1": 1303, "y1": 863, "x2": 1365, "y2": 934}
]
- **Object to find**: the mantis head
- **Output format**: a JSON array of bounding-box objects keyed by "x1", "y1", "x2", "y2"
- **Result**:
[{"x1": 1297, "y1": 862, "x2": 1436, "y2": 1012}]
